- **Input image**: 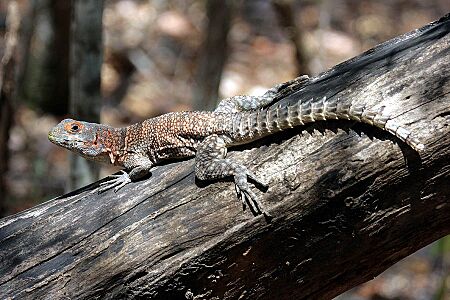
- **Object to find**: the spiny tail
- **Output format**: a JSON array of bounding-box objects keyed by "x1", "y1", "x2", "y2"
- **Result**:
[{"x1": 232, "y1": 97, "x2": 424, "y2": 151}]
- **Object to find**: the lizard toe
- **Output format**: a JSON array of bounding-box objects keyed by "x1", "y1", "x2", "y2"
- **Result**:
[
  {"x1": 234, "y1": 180, "x2": 265, "y2": 216},
  {"x1": 98, "y1": 171, "x2": 131, "y2": 193}
]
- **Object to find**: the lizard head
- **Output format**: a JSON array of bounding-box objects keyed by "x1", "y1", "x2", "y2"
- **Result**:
[{"x1": 48, "y1": 119, "x2": 113, "y2": 163}]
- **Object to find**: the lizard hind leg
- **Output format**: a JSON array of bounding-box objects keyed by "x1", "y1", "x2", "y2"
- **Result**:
[{"x1": 195, "y1": 134, "x2": 269, "y2": 216}]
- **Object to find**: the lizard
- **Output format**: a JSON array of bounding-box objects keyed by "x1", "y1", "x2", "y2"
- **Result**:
[{"x1": 48, "y1": 75, "x2": 424, "y2": 216}]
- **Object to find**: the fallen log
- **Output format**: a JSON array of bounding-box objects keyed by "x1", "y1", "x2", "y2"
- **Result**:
[{"x1": 0, "y1": 14, "x2": 449, "y2": 300}]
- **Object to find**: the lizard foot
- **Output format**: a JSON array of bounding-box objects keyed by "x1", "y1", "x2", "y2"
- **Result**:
[
  {"x1": 98, "y1": 170, "x2": 132, "y2": 193},
  {"x1": 234, "y1": 170, "x2": 270, "y2": 217}
]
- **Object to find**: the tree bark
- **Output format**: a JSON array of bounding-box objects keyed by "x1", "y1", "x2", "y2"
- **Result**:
[{"x1": 0, "y1": 14, "x2": 449, "y2": 300}]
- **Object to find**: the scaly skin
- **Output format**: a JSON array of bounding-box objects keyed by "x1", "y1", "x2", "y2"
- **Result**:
[{"x1": 48, "y1": 75, "x2": 424, "y2": 216}]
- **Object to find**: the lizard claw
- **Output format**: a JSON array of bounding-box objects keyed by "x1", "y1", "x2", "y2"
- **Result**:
[
  {"x1": 234, "y1": 172, "x2": 268, "y2": 216},
  {"x1": 98, "y1": 170, "x2": 132, "y2": 193},
  {"x1": 234, "y1": 184, "x2": 246, "y2": 210}
]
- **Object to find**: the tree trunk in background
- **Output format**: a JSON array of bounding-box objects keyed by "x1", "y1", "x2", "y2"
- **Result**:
[
  {"x1": 20, "y1": 0, "x2": 70, "y2": 116},
  {"x1": 0, "y1": 2, "x2": 20, "y2": 217},
  {"x1": 0, "y1": 1, "x2": 26, "y2": 217},
  {"x1": 0, "y1": 0, "x2": 39, "y2": 217},
  {"x1": 273, "y1": 0, "x2": 310, "y2": 75},
  {"x1": 68, "y1": 0, "x2": 103, "y2": 190},
  {"x1": 104, "y1": 51, "x2": 136, "y2": 107},
  {"x1": 46, "y1": 0, "x2": 71, "y2": 114},
  {"x1": 242, "y1": 0, "x2": 282, "y2": 39},
  {"x1": 192, "y1": 0, "x2": 232, "y2": 111},
  {"x1": 0, "y1": 15, "x2": 449, "y2": 299}
]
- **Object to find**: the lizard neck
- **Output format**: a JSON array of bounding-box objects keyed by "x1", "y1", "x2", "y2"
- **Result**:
[
  {"x1": 92, "y1": 126, "x2": 127, "y2": 166},
  {"x1": 104, "y1": 128, "x2": 127, "y2": 167}
]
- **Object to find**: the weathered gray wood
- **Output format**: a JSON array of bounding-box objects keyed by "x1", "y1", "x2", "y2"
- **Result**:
[{"x1": 0, "y1": 14, "x2": 449, "y2": 300}]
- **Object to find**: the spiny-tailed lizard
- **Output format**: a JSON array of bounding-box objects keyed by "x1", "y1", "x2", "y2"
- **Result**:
[{"x1": 48, "y1": 75, "x2": 424, "y2": 216}]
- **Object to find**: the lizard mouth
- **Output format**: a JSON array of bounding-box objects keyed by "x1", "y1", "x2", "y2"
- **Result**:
[
  {"x1": 48, "y1": 132, "x2": 57, "y2": 143},
  {"x1": 48, "y1": 133, "x2": 82, "y2": 148}
]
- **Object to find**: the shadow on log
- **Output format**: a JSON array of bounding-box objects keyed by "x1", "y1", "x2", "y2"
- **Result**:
[{"x1": 1, "y1": 14, "x2": 449, "y2": 300}]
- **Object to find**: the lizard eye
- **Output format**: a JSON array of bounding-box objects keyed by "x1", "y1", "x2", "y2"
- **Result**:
[{"x1": 64, "y1": 121, "x2": 83, "y2": 133}]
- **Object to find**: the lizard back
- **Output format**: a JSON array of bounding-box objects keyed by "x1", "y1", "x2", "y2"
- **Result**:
[{"x1": 124, "y1": 111, "x2": 232, "y2": 162}]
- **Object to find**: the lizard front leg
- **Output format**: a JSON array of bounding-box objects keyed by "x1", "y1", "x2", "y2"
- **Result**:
[
  {"x1": 195, "y1": 134, "x2": 269, "y2": 216},
  {"x1": 99, "y1": 155, "x2": 153, "y2": 193}
]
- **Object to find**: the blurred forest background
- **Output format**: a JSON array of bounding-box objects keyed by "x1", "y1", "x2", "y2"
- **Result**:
[{"x1": 0, "y1": 0, "x2": 449, "y2": 299}]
